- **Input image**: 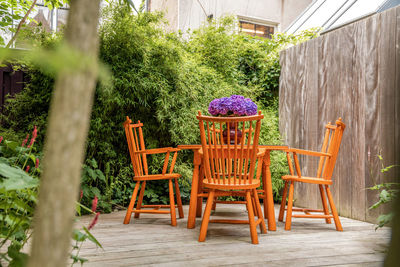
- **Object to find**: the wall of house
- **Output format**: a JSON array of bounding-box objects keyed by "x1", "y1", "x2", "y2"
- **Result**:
[
  {"x1": 148, "y1": 0, "x2": 179, "y2": 31},
  {"x1": 179, "y1": 0, "x2": 282, "y2": 32},
  {"x1": 149, "y1": 0, "x2": 312, "y2": 33},
  {"x1": 279, "y1": 6, "x2": 400, "y2": 223},
  {"x1": 281, "y1": 0, "x2": 312, "y2": 31}
]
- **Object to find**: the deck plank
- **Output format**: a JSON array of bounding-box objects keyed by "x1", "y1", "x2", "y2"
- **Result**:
[{"x1": 76, "y1": 204, "x2": 390, "y2": 266}]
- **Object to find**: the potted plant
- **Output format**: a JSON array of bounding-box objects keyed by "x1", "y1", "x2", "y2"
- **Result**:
[{"x1": 208, "y1": 95, "x2": 257, "y2": 144}]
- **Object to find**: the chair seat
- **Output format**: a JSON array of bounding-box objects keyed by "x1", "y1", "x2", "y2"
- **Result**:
[
  {"x1": 134, "y1": 173, "x2": 181, "y2": 181},
  {"x1": 282, "y1": 175, "x2": 333, "y2": 185},
  {"x1": 202, "y1": 178, "x2": 260, "y2": 190}
]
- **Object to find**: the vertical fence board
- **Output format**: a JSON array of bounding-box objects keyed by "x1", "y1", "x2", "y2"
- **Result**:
[
  {"x1": 279, "y1": 6, "x2": 399, "y2": 222},
  {"x1": 350, "y1": 19, "x2": 366, "y2": 221},
  {"x1": 279, "y1": 50, "x2": 288, "y2": 143},
  {"x1": 294, "y1": 43, "x2": 309, "y2": 207},
  {"x1": 319, "y1": 30, "x2": 342, "y2": 210},
  {"x1": 337, "y1": 23, "x2": 354, "y2": 218},
  {"x1": 378, "y1": 8, "x2": 397, "y2": 216},
  {"x1": 303, "y1": 39, "x2": 318, "y2": 209},
  {"x1": 364, "y1": 12, "x2": 382, "y2": 222}
]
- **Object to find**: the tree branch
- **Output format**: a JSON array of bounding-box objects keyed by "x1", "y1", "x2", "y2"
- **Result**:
[{"x1": 5, "y1": 0, "x2": 38, "y2": 49}]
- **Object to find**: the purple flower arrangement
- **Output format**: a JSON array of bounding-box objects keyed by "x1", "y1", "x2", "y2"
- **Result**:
[{"x1": 208, "y1": 95, "x2": 257, "y2": 116}]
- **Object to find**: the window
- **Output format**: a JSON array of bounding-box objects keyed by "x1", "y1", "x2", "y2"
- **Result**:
[{"x1": 239, "y1": 21, "x2": 275, "y2": 39}]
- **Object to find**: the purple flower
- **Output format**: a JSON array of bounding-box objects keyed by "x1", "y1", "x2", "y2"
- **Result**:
[
  {"x1": 230, "y1": 95, "x2": 245, "y2": 100},
  {"x1": 208, "y1": 98, "x2": 221, "y2": 116},
  {"x1": 208, "y1": 95, "x2": 257, "y2": 116},
  {"x1": 244, "y1": 98, "x2": 257, "y2": 115}
]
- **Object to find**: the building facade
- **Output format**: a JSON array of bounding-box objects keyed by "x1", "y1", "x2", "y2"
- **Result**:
[{"x1": 148, "y1": 0, "x2": 312, "y2": 37}]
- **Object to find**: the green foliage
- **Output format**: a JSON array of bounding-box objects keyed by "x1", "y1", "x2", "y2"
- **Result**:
[
  {"x1": 0, "y1": 134, "x2": 39, "y2": 265},
  {"x1": 0, "y1": 132, "x2": 101, "y2": 265},
  {"x1": 1, "y1": 3, "x2": 318, "y2": 212},
  {"x1": 368, "y1": 156, "x2": 399, "y2": 229}
]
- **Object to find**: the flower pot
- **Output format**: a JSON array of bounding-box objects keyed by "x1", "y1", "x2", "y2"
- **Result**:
[{"x1": 222, "y1": 122, "x2": 243, "y2": 144}]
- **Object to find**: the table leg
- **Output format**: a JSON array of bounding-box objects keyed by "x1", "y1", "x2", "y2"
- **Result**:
[
  {"x1": 187, "y1": 152, "x2": 201, "y2": 229},
  {"x1": 263, "y1": 151, "x2": 276, "y2": 231}
]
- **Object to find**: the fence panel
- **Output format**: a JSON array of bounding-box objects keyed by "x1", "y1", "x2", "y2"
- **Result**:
[{"x1": 279, "y1": 6, "x2": 400, "y2": 222}]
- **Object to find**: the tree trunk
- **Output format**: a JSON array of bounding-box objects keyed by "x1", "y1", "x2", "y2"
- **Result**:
[{"x1": 27, "y1": 0, "x2": 101, "y2": 266}]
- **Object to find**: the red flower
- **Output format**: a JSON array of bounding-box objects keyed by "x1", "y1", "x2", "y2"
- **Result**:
[
  {"x1": 91, "y1": 196, "x2": 98, "y2": 212},
  {"x1": 0, "y1": 136, "x2": 3, "y2": 144},
  {"x1": 21, "y1": 134, "x2": 29, "y2": 147},
  {"x1": 28, "y1": 126, "x2": 38, "y2": 148},
  {"x1": 79, "y1": 190, "x2": 83, "y2": 200},
  {"x1": 25, "y1": 165, "x2": 30, "y2": 172},
  {"x1": 88, "y1": 212, "x2": 100, "y2": 230},
  {"x1": 35, "y1": 158, "x2": 39, "y2": 168}
]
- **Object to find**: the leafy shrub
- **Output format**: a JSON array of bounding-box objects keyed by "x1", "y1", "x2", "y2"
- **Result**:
[
  {"x1": 0, "y1": 3, "x2": 318, "y2": 211},
  {"x1": 0, "y1": 131, "x2": 100, "y2": 266}
]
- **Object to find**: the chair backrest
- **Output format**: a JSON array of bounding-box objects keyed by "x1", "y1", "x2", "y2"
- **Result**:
[
  {"x1": 197, "y1": 111, "x2": 264, "y2": 185},
  {"x1": 317, "y1": 118, "x2": 346, "y2": 180},
  {"x1": 123, "y1": 116, "x2": 148, "y2": 176}
]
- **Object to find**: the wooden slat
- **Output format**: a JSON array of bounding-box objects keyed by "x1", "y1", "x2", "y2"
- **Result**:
[
  {"x1": 364, "y1": 11, "x2": 382, "y2": 222},
  {"x1": 291, "y1": 42, "x2": 307, "y2": 208},
  {"x1": 303, "y1": 38, "x2": 319, "y2": 210},
  {"x1": 337, "y1": 22, "x2": 354, "y2": 218},
  {"x1": 378, "y1": 7, "x2": 397, "y2": 217},
  {"x1": 350, "y1": 19, "x2": 366, "y2": 221}
]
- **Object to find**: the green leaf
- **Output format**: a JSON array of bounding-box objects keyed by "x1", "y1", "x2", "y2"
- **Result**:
[
  {"x1": 5, "y1": 141, "x2": 19, "y2": 151},
  {"x1": 379, "y1": 190, "x2": 390, "y2": 203},
  {"x1": 72, "y1": 229, "x2": 87, "y2": 242},
  {"x1": 376, "y1": 213, "x2": 394, "y2": 229},
  {"x1": 87, "y1": 168, "x2": 96, "y2": 179},
  {"x1": 0, "y1": 163, "x2": 39, "y2": 191},
  {"x1": 83, "y1": 226, "x2": 103, "y2": 248},
  {"x1": 95, "y1": 169, "x2": 106, "y2": 182}
]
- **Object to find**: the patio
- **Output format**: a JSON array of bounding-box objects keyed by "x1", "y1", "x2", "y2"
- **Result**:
[{"x1": 77, "y1": 204, "x2": 391, "y2": 266}]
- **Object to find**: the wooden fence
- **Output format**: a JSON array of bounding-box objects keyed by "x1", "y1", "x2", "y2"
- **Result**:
[
  {"x1": 0, "y1": 65, "x2": 27, "y2": 111},
  {"x1": 279, "y1": 6, "x2": 400, "y2": 222}
]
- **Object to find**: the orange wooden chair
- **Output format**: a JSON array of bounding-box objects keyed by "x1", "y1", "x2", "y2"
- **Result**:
[
  {"x1": 123, "y1": 116, "x2": 184, "y2": 226},
  {"x1": 196, "y1": 111, "x2": 267, "y2": 244},
  {"x1": 279, "y1": 118, "x2": 346, "y2": 231}
]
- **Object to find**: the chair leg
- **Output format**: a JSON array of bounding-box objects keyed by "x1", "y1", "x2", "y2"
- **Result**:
[
  {"x1": 319, "y1": 184, "x2": 331, "y2": 224},
  {"x1": 168, "y1": 179, "x2": 177, "y2": 226},
  {"x1": 279, "y1": 181, "x2": 288, "y2": 222},
  {"x1": 196, "y1": 166, "x2": 204, "y2": 217},
  {"x1": 199, "y1": 189, "x2": 215, "y2": 242},
  {"x1": 212, "y1": 198, "x2": 217, "y2": 211},
  {"x1": 124, "y1": 181, "x2": 141, "y2": 224},
  {"x1": 284, "y1": 181, "x2": 294, "y2": 230},
  {"x1": 325, "y1": 185, "x2": 343, "y2": 231},
  {"x1": 134, "y1": 181, "x2": 146, "y2": 218},
  {"x1": 174, "y1": 178, "x2": 184, "y2": 218},
  {"x1": 251, "y1": 195, "x2": 257, "y2": 216},
  {"x1": 253, "y1": 189, "x2": 267, "y2": 234},
  {"x1": 246, "y1": 190, "x2": 258, "y2": 244}
]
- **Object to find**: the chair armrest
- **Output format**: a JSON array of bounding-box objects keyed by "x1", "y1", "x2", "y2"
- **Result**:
[
  {"x1": 135, "y1": 147, "x2": 180, "y2": 155},
  {"x1": 287, "y1": 148, "x2": 331, "y2": 158}
]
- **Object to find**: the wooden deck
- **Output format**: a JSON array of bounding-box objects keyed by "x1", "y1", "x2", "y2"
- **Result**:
[{"x1": 77, "y1": 204, "x2": 391, "y2": 266}]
